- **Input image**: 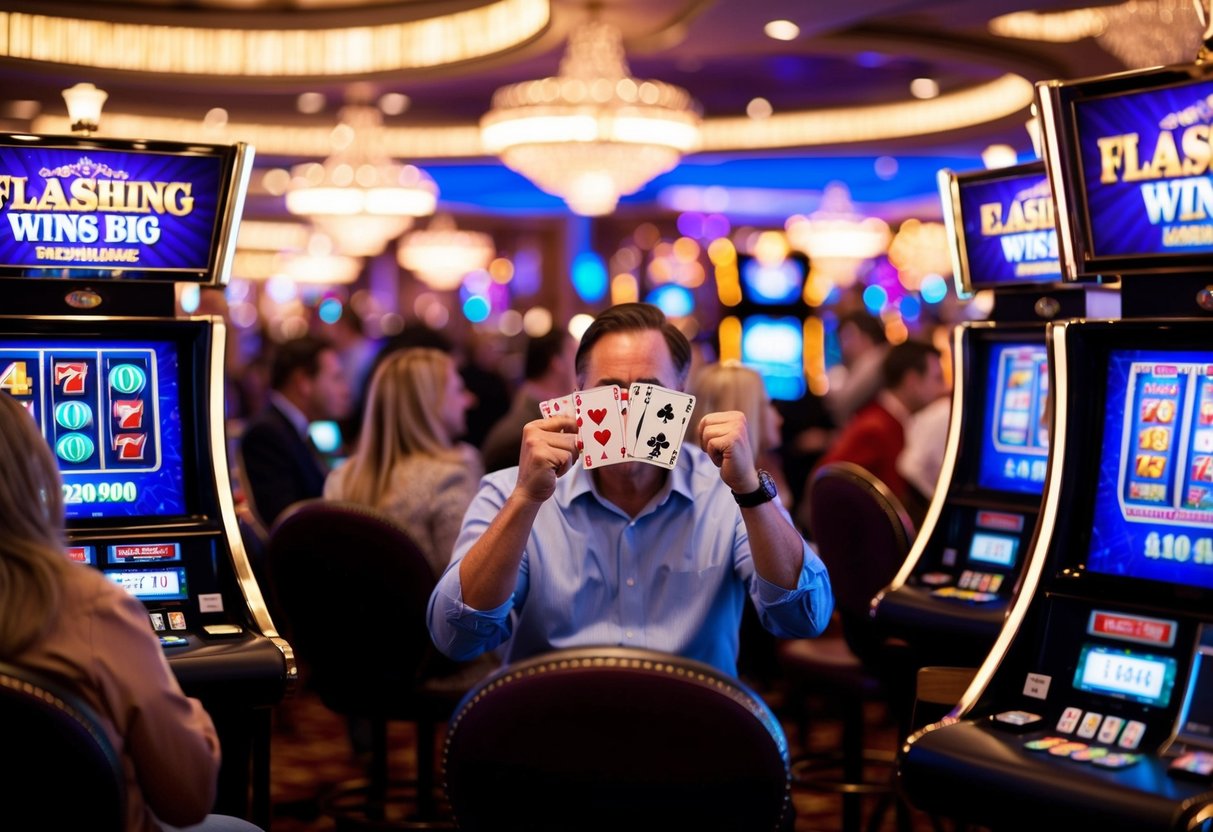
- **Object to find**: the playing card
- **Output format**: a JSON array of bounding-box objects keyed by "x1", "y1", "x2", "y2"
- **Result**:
[
  {"x1": 628, "y1": 384, "x2": 696, "y2": 469},
  {"x1": 539, "y1": 394, "x2": 574, "y2": 419},
  {"x1": 575, "y1": 385, "x2": 628, "y2": 468}
]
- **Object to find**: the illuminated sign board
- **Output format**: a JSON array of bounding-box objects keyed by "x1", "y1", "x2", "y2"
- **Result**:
[
  {"x1": 0, "y1": 135, "x2": 250, "y2": 283},
  {"x1": 942, "y1": 163, "x2": 1063, "y2": 295},
  {"x1": 1038, "y1": 64, "x2": 1213, "y2": 276}
]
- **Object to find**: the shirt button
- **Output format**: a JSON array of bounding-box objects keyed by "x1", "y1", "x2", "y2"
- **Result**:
[
  {"x1": 625, "y1": 630, "x2": 634, "y2": 638},
  {"x1": 626, "y1": 578, "x2": 635, "y2": 587}
]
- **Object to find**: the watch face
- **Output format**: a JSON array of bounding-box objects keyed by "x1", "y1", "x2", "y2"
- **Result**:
[
  {"x1": 736, "y1": 469, "x2": 777, "y2": 506},
  {"x1": 758, "y1": 469, "x2": 777, "y2": 498}
]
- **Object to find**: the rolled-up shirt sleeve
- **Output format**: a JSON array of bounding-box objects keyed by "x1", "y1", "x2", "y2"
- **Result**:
[
  {"x1": 750, "y1": 538, "x2": 834, "y2": 637},
  {"x1": 427, "y1": 474, "x2": 525, "y2": 660},
  {"x1": 739, "y1": 505, "x2": 834, "y2": 639}
]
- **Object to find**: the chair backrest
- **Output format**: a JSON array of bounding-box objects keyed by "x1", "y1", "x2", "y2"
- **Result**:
[
  {"x1": 0, "y1": 661, "x2": 126, "y2": 832},
  {"x1": 443, "y1": 646, "x2": 792, "y2": 832},
  {"x1": 265, "y1": 499, "x2": 439, "y2": 717},
  {"x1": 807, "y1": 462, "x2": 916, "y2": 658}
]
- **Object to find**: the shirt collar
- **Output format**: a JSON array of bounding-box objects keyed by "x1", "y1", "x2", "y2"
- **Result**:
[
  {"x1": 270, "y1": 391, "x2": 311, "y2": 439},
  {"x1": 555, "y1": 444, "x2": 701, "y2": 511},
  {"x1": 877, "y1": 389, "x2": 914, "y2": 430}
]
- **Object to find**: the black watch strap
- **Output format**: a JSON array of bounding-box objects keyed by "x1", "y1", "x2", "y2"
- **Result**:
[{"x1": 733, "y1": 469, "x2": 777, "y2": 508}]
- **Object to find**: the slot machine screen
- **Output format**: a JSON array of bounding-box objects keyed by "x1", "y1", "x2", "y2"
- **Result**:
[
  {"x1": 0, "y1": 334, "x2": 190, "y2": 521},
  {"x1": 1086, "y1": 349, "x2": 1213, "y2": 590},
  {"x1": 739, "y1": 256, "x2": 805, "y2": 305},
  {"x1": 976, "y1": 342, "x2": 1050, "y2": 495},
  {"x1": 740, "y1": 315, "x2": 805, "y2": 401}
]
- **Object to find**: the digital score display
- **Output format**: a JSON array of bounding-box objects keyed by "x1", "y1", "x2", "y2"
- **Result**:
[
  {"x1": 951, "y1": 166, "x2": 1062, "y2": 290},
  {"x1": 978, "y1": 343, "x2": 1049, "y2": 494},
  {"x1": 1088, "y1": 350, "x2": 1213, "y2": 590},
  {"x1": 968, "y1": 532, "x2": 1019, "y2": 568},
  {"x1": 1073, "y1": 643, "x2": 1177, "y2": 707},
  {"x1": 0, "y1": 338, "x2": 186, "y2": 519},
  {"x1": 104, "y1": 567, "x2": 189, "y2": 601}
]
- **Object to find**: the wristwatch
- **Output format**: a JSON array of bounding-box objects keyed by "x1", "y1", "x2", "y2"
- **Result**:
[{"x1": 732, "y1": 469, "x2": 777, "y2": 508}]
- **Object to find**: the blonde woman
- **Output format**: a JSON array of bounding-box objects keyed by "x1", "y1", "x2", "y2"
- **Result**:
[
  {"x1": 0, "y1": 393, "x2": 261, "y2": 832},
  {"x1": 690, "y1": 361, "x2": 792, "y2": 508},
  {"x1": 324, "y1": 348, "x2": 482, "y2": 578}
]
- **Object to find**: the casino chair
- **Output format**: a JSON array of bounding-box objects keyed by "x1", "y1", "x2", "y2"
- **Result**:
[
  {"x1": 779, "y1": 461, "x2": 919, "y2": 832},
  {"x1": 265, "y1": 499, "x2": 491, "y2": 830},
  {"x1": 442, "y1": 646, "x2": 794, "y2": 832},
  {"x1": 0, "y1": 661, "x2": 126, "y2": 832}
]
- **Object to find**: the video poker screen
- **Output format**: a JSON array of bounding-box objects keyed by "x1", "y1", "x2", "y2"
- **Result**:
[
  {"x1": 0, "y1": 336, "x2": 189, "y2": 520},
  {"x1": 976, "y1": 342, "x2": 1050, "y2": 495},
  {"x1": 1086, "y1": 349, "x2": 1213, "y2": 590}
]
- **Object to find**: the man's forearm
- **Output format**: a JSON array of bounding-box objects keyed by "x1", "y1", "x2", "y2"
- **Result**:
[
  {"x1": 458, "y1": 492, "x2": 543, "y2": 609},
  {"x1": 741, "y1": 503, "x2": 805, "y2": 589}
]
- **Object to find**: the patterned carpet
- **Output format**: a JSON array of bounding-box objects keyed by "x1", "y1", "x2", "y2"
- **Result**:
[{"x1": 266, "y1": 676, "x2": 942, "y2": 832}]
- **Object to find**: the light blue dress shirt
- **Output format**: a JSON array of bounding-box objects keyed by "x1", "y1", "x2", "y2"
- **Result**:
[{"x1": 427, "y1": 445, "x2": 833, "y2": 677}]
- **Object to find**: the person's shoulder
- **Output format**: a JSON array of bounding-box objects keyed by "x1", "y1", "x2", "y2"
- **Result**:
[{"x1": 62, "y1": 561, "x2": 145, "y2": 617}]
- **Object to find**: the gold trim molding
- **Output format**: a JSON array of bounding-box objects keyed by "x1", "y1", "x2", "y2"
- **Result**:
[
  {"x1": 31, "y1": 73, "x2": 1035, "y2": 158},
  {"x1": 0, "y1": 0, "x2": 550, "y2": 78}
]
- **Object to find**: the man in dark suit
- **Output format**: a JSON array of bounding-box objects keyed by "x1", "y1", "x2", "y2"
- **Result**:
[{"x1": 239, "y1": 335, "x2": 352, "y2": 530}]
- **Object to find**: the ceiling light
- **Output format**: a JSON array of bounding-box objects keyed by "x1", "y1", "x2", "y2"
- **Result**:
[
  {"x1": 297, "y1": 93, "x2": 326, "y2": 114},
  {"x1": 746, "y1": 98, "x2": 773, "y2": 119},
  {"x1": 397, "y1": 214, "x2": 495, "y2": 291},
  {"x1": 786, "y1": 182, "x2": 891, "y2": 289},
  {"x1": 61, "y1": 82, "x2": 107, "y2": 135},
  {"x1": 286, "y1": 103, "x2": 438, "y2": 256},
  {"x1": 981, "y1": 143, "x2": 1019, "y2": 169},
  {"x1": 379, "y1": 93, "x2": 411, "y2": 116},
  {"x1": 480, "y1": 19, "x2": 701, "y2": 215},
  {"x1": 909, "y1": 77, "x2": 940, "y2": 99},
  {"x1": 763, "y1": 20, "x2": 800, "y2": 41}
]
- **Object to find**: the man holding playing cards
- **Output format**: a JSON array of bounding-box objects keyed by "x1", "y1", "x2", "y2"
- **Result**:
[{"x1": 427, "y1": 303, "x2": 833, "y2": 677}]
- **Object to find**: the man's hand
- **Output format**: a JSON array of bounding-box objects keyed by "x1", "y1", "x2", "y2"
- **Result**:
[
  {"x1": 697, "y1": 410, "x2": 759, "y2": 494},
  {"x1": 515, "y1": 415, "x2": 578, "y2": 502}
]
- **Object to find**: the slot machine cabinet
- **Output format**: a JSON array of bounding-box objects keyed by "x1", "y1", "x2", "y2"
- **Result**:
[
  {"x1": 899, "y1": 61, "x2": 1213, "y2": 830},
  {"x1": 900, "y1": 320, "x2": 1213, "y2": 830},
  {"x1": 0, "y1": 134, "x2": 293, "y2": 826},
  {"x1": 872, "y1": 162, "x2": 1118, "y2": 668}
]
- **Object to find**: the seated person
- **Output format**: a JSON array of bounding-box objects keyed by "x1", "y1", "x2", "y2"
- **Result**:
[
  {"x1": 690, "y1": 360, "x2": 792, "y2": 509},
  {"x1": 239, "y1": 335, "x2": 352, "y2": 530},
  {"x1": 481, "y1": 329, "x2": 577, "y2": 474},
  {"x1": 0, "y1": 393, "x2": 261, "y2": 832},
  {"x1": 427, "y1": 303, "x2": 833, "y2": 678},
  {"x1": 809, "y1": 339, "x2": 948, "y2": 528},
  {"x1": 325, "y1": 348, "x2": 482, "y2": 578}
]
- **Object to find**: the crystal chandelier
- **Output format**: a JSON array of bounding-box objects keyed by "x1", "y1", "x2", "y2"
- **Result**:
[
  {"x1": 1096, "y1": 0, "x2": 1204, "y2": 67},
  {"x1": 990, "y1": 0, "x2": 1206, "y2": 68},
  {"x1": 785, "y1": 182, "x2": 891, "y2": 290},
  {"x1": 397, "y1": 214, "x2": 495, "y2": 291},
  {"x1": 286, "y1": 103, "x2": 438, "y2": 256},
  {"x1": 480, "y1": 20, "x2": 701, "y2": 216}
]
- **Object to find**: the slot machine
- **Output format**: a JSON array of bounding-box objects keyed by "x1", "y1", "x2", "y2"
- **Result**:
[
  {"x1": 872, "y1": 161, "x2": 1117, "y2": 667},
  {"x1": 899, "y1": 60, "x2": 1213, "y2": 830},
  {"x1": 0, "y1": 133, "x2": 293, "y2": 826},
  {"x1": 719, "y1": 251, "x2": 811, "y2": 402}
]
